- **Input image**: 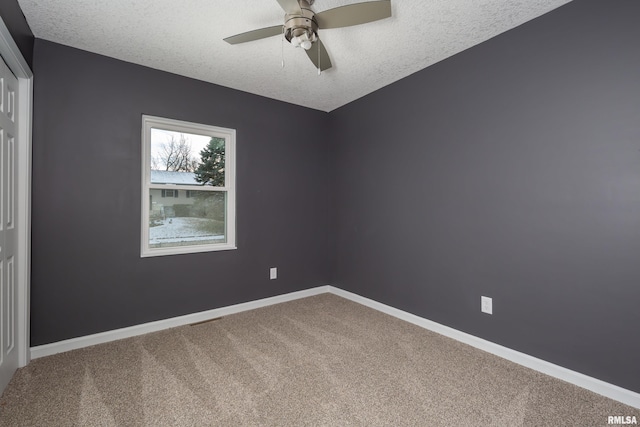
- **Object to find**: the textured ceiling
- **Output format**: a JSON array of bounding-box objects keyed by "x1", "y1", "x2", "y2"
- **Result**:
[{"x1": 19, "y1": 0, "x2": 572, "y2": 112}]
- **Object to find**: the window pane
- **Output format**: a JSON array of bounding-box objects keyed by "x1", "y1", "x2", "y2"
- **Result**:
[
  {"x1": 149, "y1": 191, "x2": 226, "y2": 249},
  {"x1": 150, "y1": 128, "x2": 225, "y2": 187}
]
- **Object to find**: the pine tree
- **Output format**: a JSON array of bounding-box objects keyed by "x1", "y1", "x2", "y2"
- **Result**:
[{"x1": 194, "y1": 137, "x2": 225, "y2": 186}]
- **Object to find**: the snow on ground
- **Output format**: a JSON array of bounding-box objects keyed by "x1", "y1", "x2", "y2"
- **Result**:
[{"x1": 149, "y1": 217, "x2": 224, "y2": 245}]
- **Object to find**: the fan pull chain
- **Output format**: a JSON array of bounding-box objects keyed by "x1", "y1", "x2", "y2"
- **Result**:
[
  {"x1": 317, "y1": 39, "x2": 321, "y2": 76},
  {"x1": 281, "y1": 26, "x2": 285, "y2": 68}
]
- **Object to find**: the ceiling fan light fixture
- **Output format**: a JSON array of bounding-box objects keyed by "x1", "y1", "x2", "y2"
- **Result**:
[
  {"x1": 291, "y1": 31, "x2": 315, "y2": 50},
  {"x1": 224, "y1": 0, "x2": 393, "y2": 72},
  {"x1": 283, "y1": 2, "x2": 319, "y2": 50}
]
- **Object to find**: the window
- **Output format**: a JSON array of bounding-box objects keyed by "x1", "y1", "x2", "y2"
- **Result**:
[
  {"x1": 141, "y1": 115, "x2": 236, "y2": 257},
  {"x1": 161, "y1": 189, "x2": 178, "y2": 198}
]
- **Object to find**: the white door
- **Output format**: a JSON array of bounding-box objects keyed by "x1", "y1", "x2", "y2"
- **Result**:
[{"x1": 0, "y1": 54, "x2": 18, "y2": 391}]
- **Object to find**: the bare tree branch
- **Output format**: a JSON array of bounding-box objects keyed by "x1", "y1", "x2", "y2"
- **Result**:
[{"x1": 153, "y1": 134, "x2": 198, "y2": 172}]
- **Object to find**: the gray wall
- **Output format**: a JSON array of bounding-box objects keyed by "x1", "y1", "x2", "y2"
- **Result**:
[
  {"x1": 0, "y1": 0, "x2": 34, "y2": 68},
  {"x1": 31, "y1": 40, "x2": 329, "y2": 345},
  {"x1": 329, "y1": 0, "x2": 640, "y2": 393}
]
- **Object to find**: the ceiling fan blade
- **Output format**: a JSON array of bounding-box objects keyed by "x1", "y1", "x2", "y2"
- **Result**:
[
  {"x1": 315, "y1": 0, "x2": 391, "y2": 29},
  {"x1": 275, "y1": 0, "x2": 302, "y2": 14},
  {"x1": 305, "y1": 39, "x2": 332, "y2": 71},
  {"x1": 224, "y1": 25, "x2": 283, "y2": 44}
]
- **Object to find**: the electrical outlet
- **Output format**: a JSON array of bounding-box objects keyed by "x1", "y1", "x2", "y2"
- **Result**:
[
  {"x1": 270, "y1": 267, "x2": 277, "y2": 280},
  {"x1": 481, "y1": 296, "x2": 492, "y2": 315}
]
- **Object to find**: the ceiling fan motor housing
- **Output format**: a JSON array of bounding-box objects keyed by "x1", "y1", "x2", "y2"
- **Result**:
[{"x1": 284, "y1": 0, "x2": 318, "y2": 49}]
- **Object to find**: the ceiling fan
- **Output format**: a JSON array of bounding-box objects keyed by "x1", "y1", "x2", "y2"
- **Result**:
[{"x1": 224, "y1": 0, "x2": 392, "y2": 72}]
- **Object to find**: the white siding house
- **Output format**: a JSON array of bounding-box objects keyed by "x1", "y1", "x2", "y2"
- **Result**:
[{"x1": 150, "y1": 170, "x2": 200, "y2": 218}]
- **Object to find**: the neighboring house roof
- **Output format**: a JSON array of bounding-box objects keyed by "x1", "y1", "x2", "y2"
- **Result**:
[{"x1": 150, "y1": 170, "x2": 199, "y2": 185}]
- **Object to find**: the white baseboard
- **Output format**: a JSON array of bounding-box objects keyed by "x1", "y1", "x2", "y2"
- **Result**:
[
  {"x1": 327, "y1": 286, "x2": 640, "y2": 410},
  {"x1": 30, "y1": 285, "x2": 331, "y2": 359},
  {"x1": 30, "y1": 284, "x2": 640, "y2": 409}
]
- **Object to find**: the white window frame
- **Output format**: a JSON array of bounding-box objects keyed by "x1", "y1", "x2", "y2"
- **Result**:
[{"x1": 141, "y1": 115, "x2": 236, "y2": 257}]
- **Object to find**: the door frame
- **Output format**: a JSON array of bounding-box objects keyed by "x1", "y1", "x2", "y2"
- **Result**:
[{"x1": 0, "y1": 17, "x2": 33, "y2": 367}]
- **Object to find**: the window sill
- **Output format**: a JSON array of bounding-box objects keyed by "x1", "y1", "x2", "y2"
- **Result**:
[{"x1": 141, "y1": 243, "x2": 238, "y2": 258}]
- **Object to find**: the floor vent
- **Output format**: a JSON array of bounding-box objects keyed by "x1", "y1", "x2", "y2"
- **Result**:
[{"x1": 190, "y1": 317, "x2": 223, "y2": 326}]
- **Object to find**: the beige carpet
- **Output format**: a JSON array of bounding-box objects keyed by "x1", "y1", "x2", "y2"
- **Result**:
[{"x1": 1, "y1": 294, "x2": 638, "y2": 426}]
